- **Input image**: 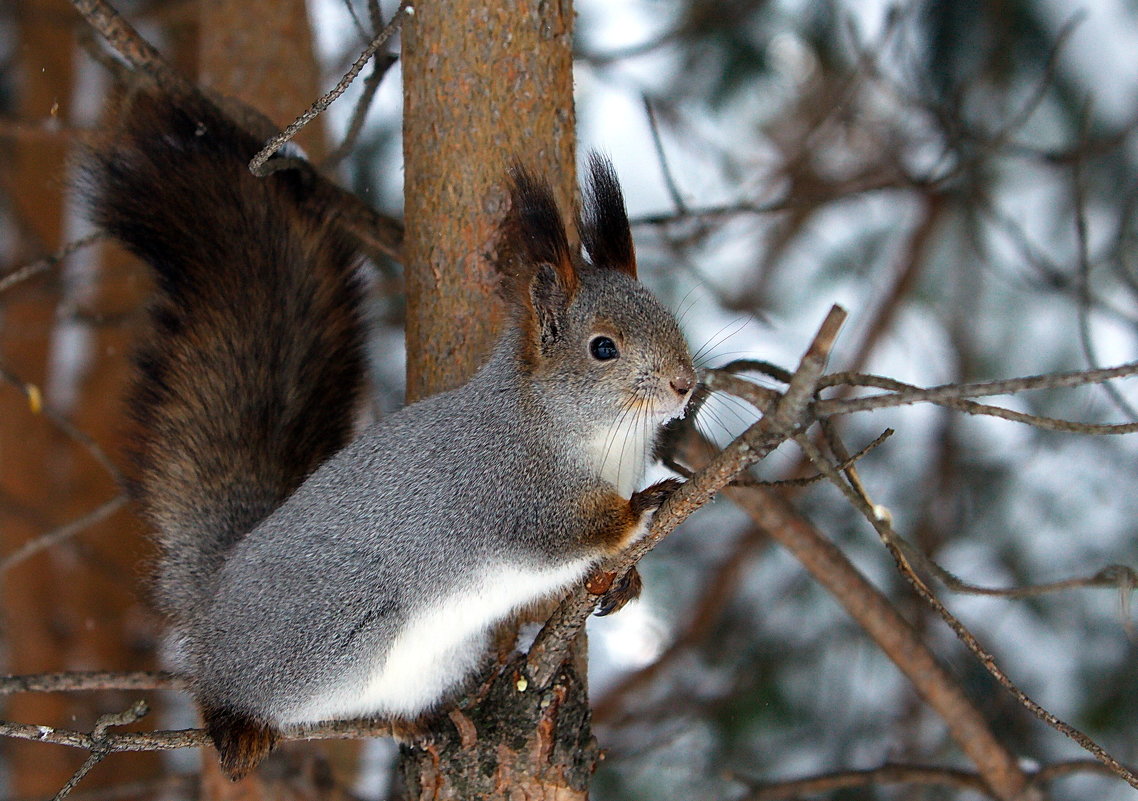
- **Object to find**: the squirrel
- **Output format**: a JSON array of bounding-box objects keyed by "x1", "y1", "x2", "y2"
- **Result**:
[{"x1": 85, "y1": 90, "x2": 696, "y2": 781}]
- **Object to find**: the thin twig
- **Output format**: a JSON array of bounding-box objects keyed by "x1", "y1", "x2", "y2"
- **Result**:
[
  {"x1": 0, "y1": 232, "x2": 104, "y2": 295},
  {"x1": 908, "y1": 542, "x2": 1136, "y2": 601},
  {"x1": 0, "y1": 495, "x2": 128, "y2": 575},
  {"x1": 733, "y1": 761, "x2": 989, "y2": 800},
  {"x1": 0, "y1": 670, "x2": 184, "y2": 695},
  {"x1": 0, "y1": 359, "x2": 125, "y2": 484},
  {"x1": 1, "y1": 714, "x2": 401, "y2": 753},
  {"x1": 249, "y1": 3, "x2": 414, "y2": 176},
  {"x1": 733, "y1": 757, "x2": 1118, "y2": 801},
  {"x1": 642, "y1": 95, "x2": 687, "y2": 214},
  {"x1": 987, "y1": 12, "x2": 1086, "y2": 149},
  {"x1": 1071, "y1": 105, "x2": 1138, "y2": 421},
  {"x1": 51, "y1": 701, "x2": 150, "y2": 801},
  {"x1": 821, "y1": 371, "x2": 1138, "y2": 434},
  {"x1": 320, "y1": 52, "x2": 398, "y2": 169},
  {"x1": 814, "y1": 362, "x2": 1138, "y2": 418}
]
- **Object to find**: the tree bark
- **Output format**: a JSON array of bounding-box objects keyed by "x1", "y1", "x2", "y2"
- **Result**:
[
  {"x1": 402, "y1": 0, "x2": 576, "y2": 401},
  {"x1": 400, "y1": 1, "x2": 592, "y2": 798}
]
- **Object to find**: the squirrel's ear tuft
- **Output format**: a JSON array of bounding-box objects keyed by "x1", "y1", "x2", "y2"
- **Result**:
[
  {"x1": 580, "y1": 153, "x2": 636, "y2": 279},
  {"x1": 502, "y1": 164, "x2": 578, "y2": 298}
]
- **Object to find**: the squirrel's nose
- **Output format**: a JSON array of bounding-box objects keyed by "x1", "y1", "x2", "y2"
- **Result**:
[{"x1": 670, "y1": 369, "x2": 696, "y2": 397}]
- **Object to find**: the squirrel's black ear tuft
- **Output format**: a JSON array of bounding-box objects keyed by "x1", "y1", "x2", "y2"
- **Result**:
[
  {"x1": 580, "y1": 152, "x2": 636, "y2": 279},
  {"x1": 502, "y1": 164, "x2": 578, "y2": 297}
]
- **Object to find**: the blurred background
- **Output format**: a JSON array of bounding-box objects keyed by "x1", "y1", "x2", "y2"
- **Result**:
[{"x1": 2, "y1": 0, "x2": 1137, "y2": 799}]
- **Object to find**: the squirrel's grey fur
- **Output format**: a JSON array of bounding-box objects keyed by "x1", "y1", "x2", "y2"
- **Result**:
[{"x1": 86, "y1": 90, "x2": 694, "y2": 779}]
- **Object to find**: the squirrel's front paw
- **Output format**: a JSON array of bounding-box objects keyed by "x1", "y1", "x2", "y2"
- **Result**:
[
  {"x1": 591, "y1": 566, "x2": 643, "y2": 616},
  {"x1": 630, "y1": 478, "x2": 683, "y2": 517}
]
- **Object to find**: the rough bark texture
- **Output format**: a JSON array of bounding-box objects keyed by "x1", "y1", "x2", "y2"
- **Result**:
[
  {"x1": 402, "y1": 0, "x2": 576, "y2": 401},
  {"x1": 400, "y1": 1, "x2": 590, "y2": 798},
  {"x1": 399, "y1": 660, "x2": 598, "y2": 800}
]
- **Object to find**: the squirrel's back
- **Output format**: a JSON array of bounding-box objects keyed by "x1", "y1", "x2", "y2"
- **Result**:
[{"x1": 85, "y1": 91, "x2": 366, "y2": 623}]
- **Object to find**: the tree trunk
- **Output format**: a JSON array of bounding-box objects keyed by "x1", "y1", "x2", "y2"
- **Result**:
[
  {"x1": 400, "y1": 2, "x2": 594, "y2": 798},
  {"x1": 0, "y1": 0, "x2": 157, "y2": 793},
  {"x1": 402, "y1": 0, "x2": 577, "y2": 400}
]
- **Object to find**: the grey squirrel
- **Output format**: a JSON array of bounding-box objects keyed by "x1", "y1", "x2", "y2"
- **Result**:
[{"x1": 86, "y1": 90, "x2": 695, "y2": 780}]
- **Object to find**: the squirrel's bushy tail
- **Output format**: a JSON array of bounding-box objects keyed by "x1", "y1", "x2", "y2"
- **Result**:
[{"x1": 86, "y1": 91, "x2": 366, "y2": 622}]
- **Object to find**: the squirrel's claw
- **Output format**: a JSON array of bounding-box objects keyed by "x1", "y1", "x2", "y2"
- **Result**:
[
  {"x1": 593, "y1": 566, "x2": 643, "y2": 616},
  {"x1": 390, "y1": 713, "x2": 438, "y2": 749}
]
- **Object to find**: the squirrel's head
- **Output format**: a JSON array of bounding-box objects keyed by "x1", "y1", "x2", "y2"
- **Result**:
[{"x1": 499, "y1": 154, "x2": 695, "y2": 431}]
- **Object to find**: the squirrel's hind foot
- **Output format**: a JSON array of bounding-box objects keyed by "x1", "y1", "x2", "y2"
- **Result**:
[
  {"x1": 389, "y1": 712, "x2": 439, "y2": 748},
  {"x1": 589, "y1": 565, "x2": 643, "y2": 616},
  {"x1": 202, "y1": 706, "x2": 279, "y2": 781}
]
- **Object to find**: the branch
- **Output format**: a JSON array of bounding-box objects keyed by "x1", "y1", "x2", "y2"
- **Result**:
[
  {"x1": 0, "y1": 359, "x2": 125, "y2": 484},
  {"x1": 0, "y1": 232, "x2": 104, "y2": 295},
  {"x1": 796, "y1": 430, "x2": 1138, "y2": 790},
  {"x1": 814, "y1": 362, "x2": 1138, "y2": 420},
  {"x1": 1071, "y1": 121, "x2": 1138, "y2": 420},
  {"x1": 248, "y1": 3, "x2": 414, "y2": 176},
  {"x1": 734, "y1": 762, "x2": 988, "y2": 800},
  {"x1": 733, "y1": 758, "x2": 1117, "y2": 801},
  {"x1": 525, "y1": 306, "x2": 847, "y2": 688},
  {"x1": 0, "y1": 670, "x2": 184, "y2": 695},
  {"x1": 721, "y1": 476, "x2": 1032, "y2": 799},
  {"x1": 51, "y1": 702, "x2": 150, "y2": 801},
  {"x1": 1, "y1": 495, "x2": 128, "y2": 575},
  {"x1": 69, "y1": 0, "x2": 195, "y2": 96},
  {"x1": 70, "y1": 0, "x2": 404, "y2": 262},
  {"x1": 2, "y1": 713, "x2": 405, "y2": 754},
  {"x1": 821, "y1": 371, "x2": 1138, "y2": 434}
]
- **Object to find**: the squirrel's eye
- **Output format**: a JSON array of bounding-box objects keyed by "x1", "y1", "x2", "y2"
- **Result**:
[{"x1": 590, "y1": 336, "x2": 619, "y2": 361}]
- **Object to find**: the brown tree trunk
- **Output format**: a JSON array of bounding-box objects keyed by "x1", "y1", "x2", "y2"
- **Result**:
[
  {"x1": 400, "y1": 2, "x2": 594, "y2": 798},
  {"x1": 198, "y1": 0, "x2": 327, "y2": 158},
  {"x1": 402, "y1": 0, "x2": 577, "y2": 401},
  {"x1": 0, "y1": 0, "x2": 157, "y2": 794}
]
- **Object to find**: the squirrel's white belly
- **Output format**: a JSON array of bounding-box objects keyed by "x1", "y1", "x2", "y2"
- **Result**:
[{"x1": 279, "y1": 557, "x2": 594, "y2": 724}]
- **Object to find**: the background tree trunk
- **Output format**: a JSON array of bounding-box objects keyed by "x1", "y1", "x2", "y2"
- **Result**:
[
  {"x1": 0, "y1": 0, "x2": 157, "y2": 794},
  {"x1": 400, "y1": 1, "x2": 594, "y2": 798}
]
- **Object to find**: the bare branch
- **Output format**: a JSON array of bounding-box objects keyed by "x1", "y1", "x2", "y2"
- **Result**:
[
  {"x1": 733, "y1": 758, "x2": 1119, "y2": 801},
  {"x1": 0, "y1": 360, "x2": 125, "y2": 484},
  {"x1": 0, "y1": 670, "x2": 184, "y2": 695},
  {"x1": 320, "y1": 52, "x2": 398, "y2": 169},
  {"x1": 1, "y1": 495, "x2": 128, "y2": 575},
  {"x1": 814, "y1": 362, "x2": 1138, "y2": 419},
  {"x1": 69, "y1": 0, "x2": 195, "y2": 96},
  {"x1": 51, "y1": 702, "x2": 150, "y2": 801},
  {"x1": 795, "y1": 431, "x2": 1138, "y2": 790},
  {"x1": 1071, "y1": 115, "x2": 1138, "y2": 421},
  {"x1": 642, "y1": 95, "x2": 687, "y2": 215},
  {"x1": 734, "y1": 762, "x2": 988, "y2": 800},
  {"x1": 821, "y1": 371, "x2": 1138, "y2": 434},
  {"x1": 249, "y1": 3, "x2": 414, "y2": 176},
  {"x1": 0, "y1": 232, "x2": 104, "y2": 295}
]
